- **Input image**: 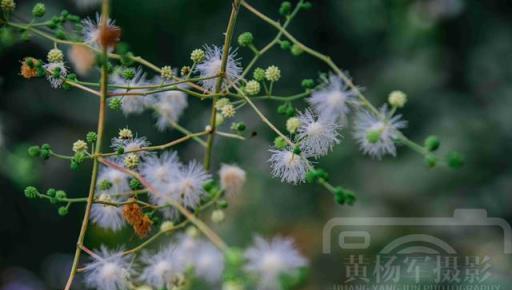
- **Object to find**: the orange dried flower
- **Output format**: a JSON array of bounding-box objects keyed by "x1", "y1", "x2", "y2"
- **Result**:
[
  {"x1": 133, "y1": 215, "x2": 153, "y2": 238},
  {"x1": 20, "y1": 57, "x2": 39, "y2": 79},
  {"x1": 98, "y1": 23, "x2": 121, "y2": 50},
  {"x1": 122, "y1": 200, "x2": 152, "y2": 238}
]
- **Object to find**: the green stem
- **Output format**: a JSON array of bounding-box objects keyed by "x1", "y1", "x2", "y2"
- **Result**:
[
  {"x1": 64, "y1": 2, "x2": 110, "y2": 289},
  {"x1": 204, "y1": 0, "x2": 242, "y2": 170}
]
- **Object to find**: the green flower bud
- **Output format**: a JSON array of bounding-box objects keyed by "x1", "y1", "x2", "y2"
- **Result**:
[
  {"x1": 58, "y1": 206, "x2": 68, "y2": 216},
  {"x1": 24, "y1": 186, "x2": 39, "y2": 199},
  {"x1": 122, "y1": 68, "x2": 135, "y2": 80},
  {"x1": 301, "y1": 79, "x2": 315, "y2": 89},
  {"x1": 99, "y1": 180, "x2": 113, "y2": 191},
  {"x1": 279, "y1": 1, "x2": 292, "y2": 16},
  {"x1": 300, "y1": 1, "x2": 312, "y2": 10},
  {"x1": 46, "y1": 188, "x2": 56, "y2": 197},
  {"x1": 447, "y1": 151, "x2": 464, "y2": 169},
  {"x1": 86, "y1": 131, "x2": 97, "y2": 143},
  {"x1": 217, "y1": 199, "x2": 229, "y2": 209},
  {"x1": 285, "y1": 106, "x2": 295, "y2": 117},
  {"x1": 425, "y1": 154, "x2": 437, "y2": 168},
  {"x1": 274, "y1": 136, "x2": 287, "y2": 149},
  {"x1": 129, "y1": 178, "x2": 142, "y2": 190},
  {"x1": 55, "y1": 29, "x2": 66, "y2": 40},
  {"x1": 237, "y1": 32, "x2": 254, "y2": 47},
  {"x1": 190, "y1": 49, "x2": 205, "y2": 63},
  {"x1": 424, "y1": 135, "x2": 440, "y2": 152},
  {"x1": 280, "y1": 40, "x2": 291, "y2": 50},
  {"x1": 28, "y1": 145, "x2": 41, "y2": 157},
  {"x1": 32, "y1": 3, "x2": 45, "y2": 17},
  {"x1": 230, "y1": 122, "x2": 246, "y2": 132},
  {"x1": 334, "y1": 187, "x2": 345, "y2": 205},
  {"x1": 55, "y1": 190, "x2": 67, "y2": 200},
  {"x1": 253, "y1": 67, "x2": 266, "y2": 81},
  {"x1": 109, "y1": 98, "x2": 122, "y2": 111},
  {"x1": 124, "y1": 153, "x2": 140, "y2": 169},
  {"x1": 291, "y1": 44, "x2": 304, "y2": 56},
  {"x1": 277, "y1": 103, "x2": 288, "y2": 115}
]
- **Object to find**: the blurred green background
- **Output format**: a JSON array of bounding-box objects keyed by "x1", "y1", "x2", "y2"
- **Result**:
[{"x1": 1, "y1": 0, "x2": 512, "y2": 289}]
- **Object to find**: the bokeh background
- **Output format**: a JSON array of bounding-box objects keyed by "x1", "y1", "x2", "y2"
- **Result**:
[{"x1": 1, "y1": 0, "x2": 512, "y2": 289}]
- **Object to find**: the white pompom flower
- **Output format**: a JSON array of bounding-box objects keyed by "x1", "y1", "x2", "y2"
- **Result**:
[
  {"x1": 244, "y1": 236, "x2": 307, "y2": 290},
  {"x1": 111, "y1": 136, "x2": 151, "y2": 157},
  {"x1": 44, "y1": 62, "x2": 67, "y2": 88},
  {"x1": 353, "y1": 105, "x2": 407, "y2": 159},
  {"x1": 84, "y1": 246, "x2": 133, "y2": 290},
  {"x1": 219, "y1": 164, "x2": 246, "y2": 195},
  {"x1": 296, "y1": 109, "x2": 341, "y2": 158},
  {"x1": 139, "y1": 246, "x2": 184, "y2": 289},
  {"x1": 90, "y1": 192, "x2": 125, "y2": 231},
  {"x1": 110, "y1": 68, "x2": 150, "y2": 115},
  {"x1": 307, "y1": 74, "x2": 356, "y2": 123},
  {"x1": 139, "y1": 151, "x2": 181, "y2": 200},
  {"x1": 97, "y1": 163, "x2": 130, "y2": 194},
  {"x1": 150, "y1": 90, "x2": 188, "y2": 131},
  {"x1": 195, "y1": 45, "x2": 242, "y2": 92},
  {"x1": 192, "y1": 241, "x2": 225, "y2": 283},
  {"x1": 169, "y1": 160, "x2": 211, "y2": 209},
  {"x1": 268, "y1": 149, "x2": 309, "y2": 184}
]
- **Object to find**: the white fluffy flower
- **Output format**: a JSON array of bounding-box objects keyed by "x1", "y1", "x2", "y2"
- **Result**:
[
  {"x1": 268, "y1": 149, "x2": 309, "y2": 184},
  {"x1": 139, "y1": 151, "x2": 181, "y2": 199},
  {"x1": 110, "y1": 68, "x2": 149, "y2": 115},
  {"x1": 44, "y1": 62, "x2": 67, "y2": 88},
  {"x1": 90, "y1": 193, "x2": 125, "y2": 231},
  {"x1": 195, "y1": 45, "x2": 242, "y2": 92},
  {"x1": 308, "y1": 74, "x2": 356, "y2": 123},
  {"x1": 84, "y1": 246, "x2": 133, "y2": 290},
  {"x1": 219, "y1": 164, "x2": 246, "y2": 195},
  {"x1": 245, "y1": 236, "x2": 307, "y2": 290},
  {"x1": 169, "y1": 161, "x2": 211, "y2": 209},
  {"x1": 111, "y1": 136, "x2": 151, "y2": 156},
  {"x1": 150, "y1": 90, "x2": 188, "y2": 131},
  {"x1": 175, "y1": 233, "x2": 201, "y2": 268},
  {"x1": 353, "y1": 106, "x2": 407, "y2": 159},
  {"x1": 139, "y1": 246, "x2": 184, "y2": 289},
  {"x1": 97, "y1": 163, "x2": 130, "y2": 194},
  {"x1": 296, "y1": 109, "x2": 341, "y2": 157},
  {"x1": 193, "y1": 241, "x2": 224, "y2": 283}
]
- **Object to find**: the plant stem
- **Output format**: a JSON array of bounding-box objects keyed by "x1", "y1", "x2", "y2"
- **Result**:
[
  {"x1": 204, "y1": 0, "x2": 242, "y2": 170},
  {"x1": 64, "y1": 1, "x2": 110, "y2": 289}
]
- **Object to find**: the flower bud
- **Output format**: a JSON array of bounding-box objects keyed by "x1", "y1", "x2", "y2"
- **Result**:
[
  {"x1": 24, "y1": 186, "x2": 39, "y2": 199},
  {"x1": 211, "y1": 209, "x2": 225, "y2": 223},
  {"x1": 161, "y1": 65, "x2": 173, "y2": 80},
  {"x1": 286, "y1": 117, "x2": 301, "y2": 134},
  {"x1": 279, "y1": 1, "x2": 292, "y2": 16},
  {"x1": 118, "y1": 128, "x2": 133, "y2": 139},
  {"x1": 265, "y1": 65, "x2": 281, "y2": 82},
  {"x1": 274, "y1": 136, "x2": 287, "y2": 149},
  {"x1": 190, "y1": 49, "x2": 205, "y2": 63},
  {"x1": 424, "y1": 135, "x2": 440, "y2": 152},
  {"x1": 124, "y1": 153, "x2": 140, "y2": 169},
  {"x1": 237, "y1": 32, "x2": 254, "y2": 47},
  {"x1": 58, "y1": 206, "x2": 68, "y2": 216},
  {"x1": 244, "y1": 80, "x2": 261, "y2": 95},
  {"x1": 86, "y1": 131, "x2": 97, "y2": 143},
  {"x1": 301, "y1": 79, "x2": 315, "y2": 89},
  {"x1": 1, "y1": 0, "x2": 15, "y2": 13},
  {"x1": 32, "y1": 3, "x2": 45, "y2": 17},
  {"x1": 108, "y1": 98, "x2": 122, "y2": 111},
  {"x1": 291, "y1": 44, "x2": 304, "y2": 56},
  {"x1": 221, "y1": 104, "x2": 236, "y2": 118},
  {"x1": 28, "y1": 145, "x2": 41, "y2": 157},
  {"x1": 186, "y1": 226, "x2": 199, "y2": 238},
  {"x1": 253, "y1": 67, "x2": 266, "y2": 81},
  {"x1": 388, "y1": 90, "x2": 407, "y2": 108},
  {"x1": 72, "y1": 139, "x2": 88, "y2": 153},
  {"x1": 447, "y1": 151, "x2": 464, "y2": 169},
  {"x1": 160, "y1": 221, "x2": 174, "y2": 232},
  {"x1": 47, "y1": 48, "x2": 64, "y2": 63}
]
